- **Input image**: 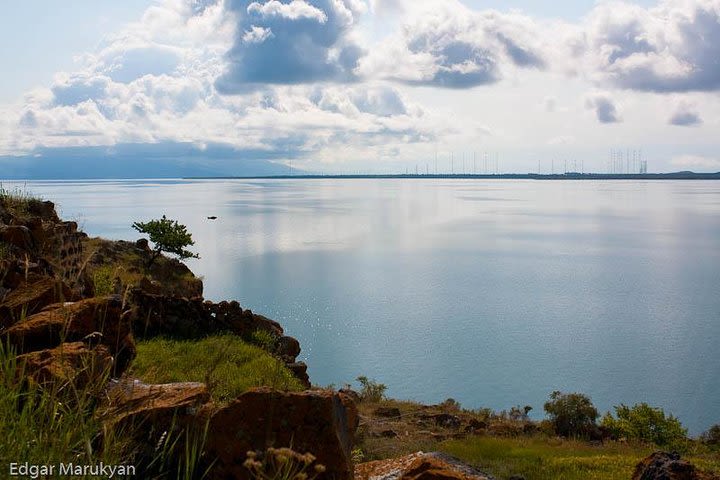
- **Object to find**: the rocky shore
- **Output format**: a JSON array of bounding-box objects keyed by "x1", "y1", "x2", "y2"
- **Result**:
[{"x1": 1, "y1": 195, "x2": 717, "y2": 480}]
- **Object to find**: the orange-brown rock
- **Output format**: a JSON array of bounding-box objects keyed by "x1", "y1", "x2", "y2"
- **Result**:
[
  {"x1": 202, "y1": 387, "x2": 358, "y2": 480},
  {"x1": 632, "y1": 452, "x2": 720, "y2": 480},
  {"x1": 100, "y1": 380, "x2": 211, "y2": 474},
  {"x1": 102, "y1": 379, "x2": 210, "y2": 428},
  {"x1": 355, "y1": 452, "x2": 493, "y2": 480},
  {"x1": 2, "y1": 295, "x2": 135, "y2": 374},
  {"x1": 17, "y1": 342, "x2": 113, "y2": 390},
  {"x1": 0, "y1": 276, "x2": 75, "y2": 325}
]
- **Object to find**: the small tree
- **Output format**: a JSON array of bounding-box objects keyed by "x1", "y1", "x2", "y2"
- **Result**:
[
  {"x1": 132, "y1": 215, "x2": 199, "y2": 267},
  {"x1": 543, "y1": 391, "x2": 598, "y2": 438}
]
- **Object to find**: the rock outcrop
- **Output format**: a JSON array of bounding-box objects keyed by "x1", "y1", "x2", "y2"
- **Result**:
[
  {"x1": 1, "y1": 195, "x2": 361, "y2": 479},
  {"x1": 202, "y1": 387, "x2": 358, "y2": 480},
  {"x1": 355, "y1": 452, "x2": 494, "y2": 480},
  {"x1": 130, "y1": 291, "x2": 283, "y2": 339},
  {"x1": 632, "y1": 452, "x2": 720, "y2": 480},
  {"x1": 0, "y1": 276, "x2": 75, "y2": 323},
  {"x1": 2, "y1": 295, "x2": 136, "y2": 376},
  {"x1": 18, "y1": 341, "x2": 114, "y2": 390}
]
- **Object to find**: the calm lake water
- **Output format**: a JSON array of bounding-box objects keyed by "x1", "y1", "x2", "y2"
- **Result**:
[{"x1": 6, "y1": 179, "x2": 719, "y2": 434}]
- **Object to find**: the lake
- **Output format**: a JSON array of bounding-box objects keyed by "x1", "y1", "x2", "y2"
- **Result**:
[{"x1": 5, "y1": 178, "x2": 719, "y2": 434}]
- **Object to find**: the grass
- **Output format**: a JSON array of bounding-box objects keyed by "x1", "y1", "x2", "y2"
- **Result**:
[
  {"x1": 130, "y1": 334, "x2": 304, "y2": 402},
  {"x1": 0, "y1": 184, "x2": 43, "y2": 219},
  {"x1": 440, "y1": 435, "x2": 720, "y2": 480},
  {"x1": 0, "y1": 341, "x2": 124, "y2": 471}
]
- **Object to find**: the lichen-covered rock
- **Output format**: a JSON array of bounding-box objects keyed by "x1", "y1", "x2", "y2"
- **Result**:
[
  {"x1": 0, "y1": 276, "x2": 75, "y2": 325},
  {"x1": 17, "y1": 342, "x2": 114, "y2": 389},
  {"x1": 100, "y1": 379, "x2": 211, "y2": 474},
  {"x1": 632, "y1": 452, "x2": 720, "y2": 480},
  {"x1": 355, "y1": 452, "x2": 494, "y2": 480},
  {"x1": 102, "y1": 379, "x2": 210, "y2": 428},
  {"x1": 202, "y1": 387, "x2": 358, "y2": 480},
  {"x1": 2, "y1": 295, "x2": 135, "y2": 375}
]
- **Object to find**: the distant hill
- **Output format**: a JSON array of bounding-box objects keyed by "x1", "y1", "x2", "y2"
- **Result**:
[{"x1": 0, "y1": 142, "x2": 298, "y2": 179}]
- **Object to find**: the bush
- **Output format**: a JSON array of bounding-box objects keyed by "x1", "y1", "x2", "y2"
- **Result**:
[
  {"x1": 600, "y1": 403, "x2": 687, "y2": 448},
  {"x1": 356, "y1": 376, "x2": 387, "y2": 403},
  {"x1": 543, "y1": 391, "x2": 598, "y2": 438},
  {"x1": 132, "y1": 215, "x2": 199, "y2": 267},
  {"x1": 701, "y1": 425, "x2": 720, "y2": 447}
]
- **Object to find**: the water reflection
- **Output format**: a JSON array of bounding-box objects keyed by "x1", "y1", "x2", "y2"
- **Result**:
[{"x1": 7, "y1": 178, "x2": 720, "y2": 434}]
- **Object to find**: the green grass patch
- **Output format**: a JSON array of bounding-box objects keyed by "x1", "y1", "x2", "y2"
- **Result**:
[
  {"x1": 130, "y1": 334, "x2": 304, "y2": 401},
  {"x1": 441, "y1": 435, "x2": 720, "y2": 480}
]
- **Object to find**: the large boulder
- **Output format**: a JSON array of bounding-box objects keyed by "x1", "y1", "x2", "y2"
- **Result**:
[
  {"x1": 355, "y1": 452, "x2": 494, "y2": 480},
  {"x1": 2, "y1": 296, "x2": 135, "y2": 375},
  {"x1": 632, "y1": 452, "x2": 720, "y2": 480},
  {"x1": 202, "y1": 387, "x2": 358, "y2": 480},
  {"x1": 0, "y1": 276, "x2": 75, "y2": 326},
  {"x1": 17, "y1": 342, "x2": 114, "y2": 390}
]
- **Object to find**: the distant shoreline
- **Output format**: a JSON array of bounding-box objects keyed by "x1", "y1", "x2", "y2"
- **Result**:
[{"x1": 185, "y1": 172, "x2": 720, "y2": 180}]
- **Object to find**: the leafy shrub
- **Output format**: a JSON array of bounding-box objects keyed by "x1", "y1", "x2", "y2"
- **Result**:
[
  {"x1": 132, "y1": 215, "x2": 199, "y2": 267},
  {"x1": 356, "y1": 376, "x2": 387, "y2": 402},
  {"x1": 701, "y1": 425, "x2": 720, "y2": 447},
  {"x1": 601, "y1": 403, "x2": 687, "y2": 448},
  {"x1": 543, "y1": 391, "x2": 598, "y2": 438}
]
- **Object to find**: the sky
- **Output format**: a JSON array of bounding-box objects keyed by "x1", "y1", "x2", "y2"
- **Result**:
[{"x1": 1, "y1": 0, "x2": 719, "y2": 174}]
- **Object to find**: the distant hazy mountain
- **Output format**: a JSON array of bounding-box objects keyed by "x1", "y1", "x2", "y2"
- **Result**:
[{"x1": 0, "y1": 142, "x2": 299, "y2": 179}]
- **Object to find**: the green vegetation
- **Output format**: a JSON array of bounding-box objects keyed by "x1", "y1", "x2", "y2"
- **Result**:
[
  {"x1": 0, "y1": 340, "x2": 213, "y2": 479},
  {"x1": 443, "y1": 435, "x2": 650, "y2": 480},
  {"x1": 442, "y1": 435, "x2": 720, "y2": 480},
  {"x1": 92, "y1": 264, "x2": 117, "y2": 296},
  {"x1": 250, "y1": 328, "x2": 279, "y2": 351},
  {"x1": 130, "y1": 334, "x2": 304, "y2": 401},
  {"x1": 544, "y1": 391, "x2": 599, "y2": 438},
  {"x1": 702, "y1": 425, "x2": 720, "y2": 447},
  {"x1": 132, "y1": 215, "x2": 199, "y2": 267},
  {"x1": 601, "y1": 403, "x2": 688, "y2": 449},
  {"x1": 0, "y1": 184, "x2": 43, "y2": 218},
  {"x1": 0, "y1": 341, "x2": 121, "y2": 470},
  {"x1": 356, "y1": 375, "x2": 387, "y2": 402}
]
